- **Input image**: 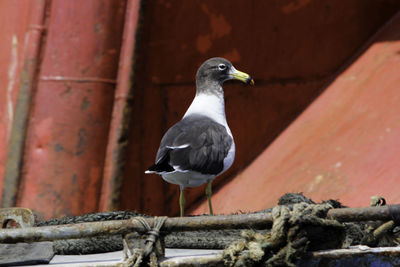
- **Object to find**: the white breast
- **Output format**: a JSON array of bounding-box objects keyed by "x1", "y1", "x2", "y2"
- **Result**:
[
  {"x1": 184, "y1": 91, "x2": 228, "y2": 128},
  {"x1": 184, "y1": 91, "x2": 236, "y2": 174}
]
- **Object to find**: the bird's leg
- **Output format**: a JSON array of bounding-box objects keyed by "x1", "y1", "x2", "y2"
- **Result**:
[
  {"x1": 206, "y1": 180, "x2": 214, "y2": 215},
  {"x1": 179, "y1": 186, "x2": 185, "y2": 217}
]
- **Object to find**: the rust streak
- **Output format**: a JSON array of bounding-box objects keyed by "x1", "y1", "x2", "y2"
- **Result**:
[
  {"x1": 1, "y1": 0, "x2": 48, "y2": 208},
  {"x1": 99, "y1": 0, "x2": 143, "y2": 212},
  {"x1": 40, "y1": 76, "x2": 116, "y2": 84},
  {"x1": 28, "y1": 25, "x2": 46, "y2": 31},
  {"x1": 6, "y1": 35, "x2": 18, "y2": 138}
]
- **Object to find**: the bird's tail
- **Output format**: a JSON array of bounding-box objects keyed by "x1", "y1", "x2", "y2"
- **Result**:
[
  {"x1": 145, "y1": 162, "x2": 174, "y2": 174},
  {"x1": 145, "y1": 150, "x2": 174, "y2": 174},
  {"x1": 145, "y1": 164, "x2": 159, "y2": 174}
]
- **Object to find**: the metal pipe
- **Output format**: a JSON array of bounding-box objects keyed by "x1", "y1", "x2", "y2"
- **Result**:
[
  {"x1": 160, "y1": 253, "x2": 222, "y2": 266},
  {"x1": 1, "y1": 0, "x2": 48, "y2": 208},
  {"x1": 0, "y1": 213, "x2": 272, "y2": 243},
  {"x1": 326, "y1": 205, "x2": 395, "y2": 222},
  {"x1": 40, "y1": 76, "x2": 116, "y2": 84},
  {"x1": 99, "y1": 0, "x2": 143, "y2": 211},
  {"x1": 0, "y1": 205, "x2": 399, "y2": 243}
]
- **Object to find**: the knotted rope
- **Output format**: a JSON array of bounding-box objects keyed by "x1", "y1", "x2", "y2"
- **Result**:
[
  {"x1": 359, "y1": 196, "x2": 400, "y2": 247},
  {"x1": 223, "y1": 202, "x2": 344, "y2": 267},
  {"x1": 120, "y1": 216, "x2": 167, "y2": 267}
]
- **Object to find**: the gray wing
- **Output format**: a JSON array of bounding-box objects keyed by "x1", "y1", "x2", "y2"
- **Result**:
[{"x1": 151, "y1": 115, "x2": 233, "y2": 175}]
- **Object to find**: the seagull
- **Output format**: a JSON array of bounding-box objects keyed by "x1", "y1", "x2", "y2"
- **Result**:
[{"x1": 145, "y1": 57, "x2": 254, "y2": 217}]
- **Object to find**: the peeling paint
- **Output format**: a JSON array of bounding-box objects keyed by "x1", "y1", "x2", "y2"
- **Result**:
[
  {"x1": 60, "y1": 84, "x2": 72, "y2": 97},
  {"x1": 196, "y1": 4, "x2": 232, "y2": 54},
  {"x1": 282, "y1": 0, "x2": 312, "y2": 14},
  {"x1": 309, "y1": 174, "x2": 324, "y2": 191},
  {"x1": 54, "y1": 143, "x2": 64, "y2": 153},
  {"x1": 202, "y1": 5, "x2": 231, "y2": 38},
  {"x1": 334, "y1": 162, "x2": 342, "y2": 168},
  {"x1": 72, "y1": 174, "x2": 77, "y2": 184},
  {"x1": 6, "y1": 35, "x2": 18, "y2": 138},
  {"x1": 34, "y1": 118, "x2": 53, "y2": 150},
  {"x1": 221, "y1": 48, "x2": 241, "y2": 63},
  {"x1": 94, "y1": 23, "x2": 101, "y2": 34},
  {"x1": 80, "y1": 97, "x2": 90, "y2": 111},
  {"x1": 196, "y1": 35, "x2": 212, "y2": 53},
  {"x1": 151, "y1": 76, "x2": 160, "y2": 83},
  {"x1": 76, "y1": 128, "x2": 87, "y2": 156},
  {"x1": 175, "y1": 74, "x2": 182, "y2": 82}
]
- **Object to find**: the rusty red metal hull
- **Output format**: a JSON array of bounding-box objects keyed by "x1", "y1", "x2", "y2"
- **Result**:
[
  {"x1": 1, "y1": 0, "x2": 400, "y2": 218},
  {"x1": 122, "y1": 1, "x2": 400, "y2": 216},
  {"x1": 0, "y1": 0, "x2": 38, "y2": 204},
  {"x1": 99, "y1": 0, "x2": 142, "y2": 212},
  {"x1": 6, "y1": 0, "x2": 126, "y2": 219},
  {"x1": 191, "y1": 11, "x2": 400, "y2": 214}
]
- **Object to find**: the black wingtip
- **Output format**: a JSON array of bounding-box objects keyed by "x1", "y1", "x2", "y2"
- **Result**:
[{"x1": 146, "y1": 163, "x2": 174, "y2": 174}]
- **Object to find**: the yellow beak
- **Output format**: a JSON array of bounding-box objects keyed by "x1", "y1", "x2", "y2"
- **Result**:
[{"x1": 230, "y1": 68, "x2": 255, "y2": 85}]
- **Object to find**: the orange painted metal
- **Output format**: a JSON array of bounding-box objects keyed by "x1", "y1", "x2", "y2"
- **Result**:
[
  {"x1": 0, "y1": 0, "x2": 33, "y2": 201},
  {"x1": 121, "y1": 1, "x2": 400, "y2": 216},
  {"x1": 191, "y1": 11, "x2": 400, "y2": 214},
  {"x1": 99, "y1": 0, "x2": 143, "y2": 212},
  {"x1": 14, "y1": 0, "x2": 126, "y2": 219},
  {"x1": 1, "y1": 0, "x2": 400, "y2": 218},
  {"x1": 0, "y1": 1, "x2": 34, "y2": 193},
  {"x1": 0, "y1": 0, "x2": 47, "y2": 207}
]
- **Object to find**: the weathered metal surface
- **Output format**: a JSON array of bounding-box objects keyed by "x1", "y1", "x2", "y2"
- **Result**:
[
  {"x1": 1, "y1": 0, "x2": 48, "y2": 208},
  {"x1": 160, "y1": 253, "x2": 223, "y2": 267},
  {"x1": 327, "y1": 205, "x2": 396, "y2": 222},
  {"x1": 123, "y1": 0, "x2": 400, "y2": 216},
  {"x1": 99, "y1": 0, "x2": 143, "y2": 212},
  {"x1": 0, "y1": 207, "x2": 35, "y2": 228},
  {"x1": 158, "y1": 246, "x2": 400, "y2": 267},
  {"x1": 310, "y1": 245, "x2": 400, "y2": 259},
  {"x1": 0, "y1": 0, "x2": 35, "y2": 202},
  {"x1": 14, "y1": 0, "x2": 126, "y2": 219},
  {"x1": 1, "y1": 0, "x2": 400, "y2": 218},
  {"x1": 0, "y1": 241, "x2": 54, "y2": 266},
  {"x1": 0, "y1": 213, "x2": 272, "y2": 243},
  {"x1": 161, "y1": 248, "x2": 400, "y2": 267},
  {"x1": 299, "y1": 246, "x2": 400, "y2": 266},
  {"x1": 191, "y1": 10, "x2": 400, "y2": 214},
  {"x1": 10, "y1": 246, "x2": 400, "y2": 266},
  {"x1": 1, "y1": 205, "x2": 398, "y2": 244}
]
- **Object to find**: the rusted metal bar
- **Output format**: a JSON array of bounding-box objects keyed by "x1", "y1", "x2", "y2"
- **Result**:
[
  {"x1": 0, "y1": 213, "x2": 273, "y2": 243},
  {"x1": 99, "y1": 0, "x2": 143, "y2": 211},
  {"x1": 161, "y1": 246, "x2": 400, "y2": 266},
  {"x1": 159, "y1": 253, "x2": 222, "y2": 267},
  {"x1": 0, "y1": 208, "x2": 35, "y2": 228},
  {"x1": 311, "y1": 245, "x2": 400, "y2": 258},
  {"x1": 1, "y1": 0, "x2": 48, "y2": 208},
  {"x1": 1, "y1": 205, "x2": 399, "y2": 244},
  {"x1": 326, "y1": 205, "x2": 396, "y2": 222}
]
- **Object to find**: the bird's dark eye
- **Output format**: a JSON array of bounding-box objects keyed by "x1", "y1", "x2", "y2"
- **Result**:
[{"x1": 218, "y1": 64, "x2": 226, "y2": 71}]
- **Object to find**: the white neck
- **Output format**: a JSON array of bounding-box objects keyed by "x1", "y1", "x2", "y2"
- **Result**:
[{"x1": 183, "y1": 90, "x2": 227, "y2": 127}]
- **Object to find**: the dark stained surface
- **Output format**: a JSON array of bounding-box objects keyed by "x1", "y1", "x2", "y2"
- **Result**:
[
  {"x1": 192, "y1": 11, "x2": 400, "y2": 214},
  {"x1": 121, "y1": 0, "x2": 400, "y2": 215}
]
